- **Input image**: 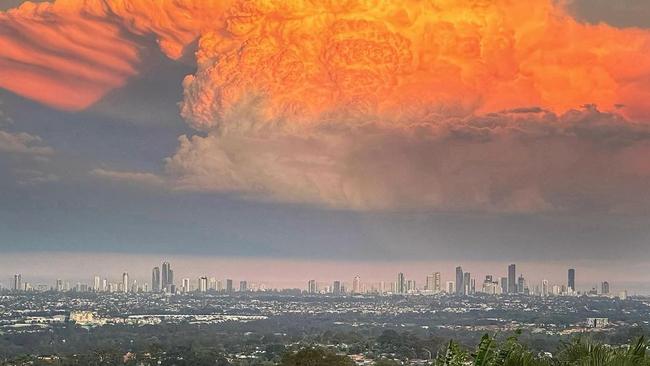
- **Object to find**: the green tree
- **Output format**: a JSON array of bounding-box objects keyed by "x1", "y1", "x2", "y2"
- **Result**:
[{"x1": 279, "y1": 348, "x2": 354, "y2": 366}]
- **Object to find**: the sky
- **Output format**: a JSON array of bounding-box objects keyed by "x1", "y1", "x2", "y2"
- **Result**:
[{"x1": 1, "y1": 0, "x2": 650, "y2": 290}]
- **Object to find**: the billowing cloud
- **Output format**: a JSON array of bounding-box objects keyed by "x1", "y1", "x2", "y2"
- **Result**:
[
  {"x1": 4, "y1": 0, "x2": 650, "y2": 212},
  {"x1": 164, "y1": 106, "x2": 650, "y2": 212}
]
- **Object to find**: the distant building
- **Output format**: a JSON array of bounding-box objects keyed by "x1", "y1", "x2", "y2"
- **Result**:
[
  {"x1": 12, "y1": 274, "x2": 21, "y2": 292},
  {"x1": 508, "y1": 264, "x2": 516, "y2": 294},
  {"x1": 601, "y1": 281, "x2": 610, "y2": 295},
  {"x1": 152, "y1": 267, "x2": 161, "y2": 292},
  {"x1": 239, "y1": 280, "x2": 247, "y2": 292},
  {"x1": 352, "y1": 276, "x2": 361, "y2": 294},
  {"x1": 500, "y1": 277, "x2": 508, "y2": 294},
  {"x1": 463, "y1": 272, "x2": 471, "y2": 295},
  {"x1": 182, "y1": 278, "x2": 191, "y2": 293},
  {"x1": 93, "y1": 276, "x2": 101, "y2": 292},
  {"x1": 568, "y1": 268, "x2": 576, "y2": 293},
  {"x1": 446, "y1": 281, "x2": 455, "y2": 294},
  {"x1": 586, "y1": 317, "x2": 609, "y2": 328},
  {"x1": 69, "y1": 311, "x2": 102, "y2": 326},
  {"x1": 161, "y1": 262, "x2": 173, "y2": 292},
  {"x1": 396, "y1": 273, "x2": 405, "y2": 294},
  {"x1": 122, "y1": 272, "x2": 129, "y2": 293},
  {"x1": 226, "y1": 279, "x2": 233, "y2": 293},
  {"x1": 198, "y1": 277, "x2": 208, "y2": 293},
  {"x1": 455, "y1": 267, "x2": 464, "y2": 295},
  {"x1": 425, "y1": 272, "x2": 441, "y2": 293},
  {"x1": 307, "y1": 280, "x2": 317, "y2": 294},
  {"x1": 517, "y1": 274, "x2": 525, "y2": 294},
  {"x1": 333, "y1": 281, "x2": 341, "y2": 295},
  {"x1": 541, "y1": 280, "x2": 549, "y2": 297}
]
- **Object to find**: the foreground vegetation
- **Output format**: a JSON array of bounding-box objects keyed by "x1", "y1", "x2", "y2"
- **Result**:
[
  {"x1": 3, "y1": 333, "x2": 650, "y2": 366},
  {"x1": 434, "y1": 334, "x2": 649, "y2": 365}
]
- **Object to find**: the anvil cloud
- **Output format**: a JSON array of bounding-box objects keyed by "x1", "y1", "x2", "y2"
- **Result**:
[{"x1": 2, "y1": 0, "x2": 650, "y2": 211}]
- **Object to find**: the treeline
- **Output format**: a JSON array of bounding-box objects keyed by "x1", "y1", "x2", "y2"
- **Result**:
[{"x1": 3, "y1": 334, "x2": 650, "y2": 366}]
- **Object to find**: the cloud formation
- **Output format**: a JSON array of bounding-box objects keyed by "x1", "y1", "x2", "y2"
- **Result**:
[
  {"x1": 3, "y1": 0, "x2": 650, "y2": 212},
  {"x1": 0, "y1": 0, "x2": 228, "y2": 110},
  {"x1": 0, "y1": 129, "x2": 53, "y2": 156},
  {"x1": 164, "y1": 106, "x2": 650, "y2": 212}
]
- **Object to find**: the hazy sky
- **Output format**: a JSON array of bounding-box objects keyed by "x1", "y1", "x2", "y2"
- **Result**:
[{"x1": 1, "y1": 0, "x2": 650, "y2": 286}]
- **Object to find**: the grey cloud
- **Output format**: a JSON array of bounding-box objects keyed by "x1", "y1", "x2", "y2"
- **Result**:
[
  {"x1": 159, "y1": 105, "x2": 650, "y2": 214},
  {"x1": 568, "y1": 0, "x2": 650, "y2": 28}
]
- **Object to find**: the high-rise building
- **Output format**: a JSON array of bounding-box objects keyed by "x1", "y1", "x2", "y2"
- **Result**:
[
  {"x1": 425, "y1": 274, "x2": 435, "y2": 291},
  {"x1": 455, "y1": 266, "x2": 464, "y2": 295},
  {"x1": 446, "y1": 281, "x2": 455, "y2": 294},
  {"x1": 568, "y1": 268, "x2": 576, "y2": 293},
  {"x1": 122, "y1": 272, "x2": 129, "y2": 293},
  {"x1": 433, "y1": 272, "x2": 441, "y2": 292},
  {"x1": 56, "y1": 279, "x2": 63, "y2": 292},
  {"x1": 209, "y1": 277, "x2": 217, "y2": 291},
  {"x1": 601, "y1": 281, "x2": 610, "y2": 295},
  {"x1": 161, "y1": 262, "x2": 174, "y2": 291},
  {"x1": 152, "y1": 267, "x2": 161, "y2": 292},
  {"x1": 199, "y1": 277, "x2": 208, "y2": 293},
  {"x1": 93, "y1": 276, "x2": 101, "y2": 292},
  {"x1": 500, "y1": 277, "x2": 508, "y2": 294},
  {"x1": 226, "y1": 279, "x2": 233, "y2": 293},
  {"x1": 463, "y1": 272, "x2": 471, "y2": 295},
  {"x1": 425, "y1": 272, "x2": 441, "y2": 292},
  {"x1": 102, "y1": 278, "x2": 108, "y2": 292},
  {"x1": 541, "y1": 279, "x2": 549, "y2": 297},
  {"x1": 12, "y1": 274, "x2": 21, "y2": 292},
  {"x1": 239, "y1": 280, "x2": 248, "y2": 292},
  {"x1": 508, "y1": 264, "x2": 516, "y2": 294},
  {"x1": 397, "y1": 273, "x2": 405, "y2": 294},
  {"x1": 517, "y1": 274, "x2": 525, "y2": 294},
  {"x1": 307, "y1": 280, "x2": 317, "y2": 294},
  {"x1": 352, "y1": 276, "x2": 361, "y2": 294},
  {"x1": 333, "y1": 281, "x2": 341, "y2": 295},
  {"x1": 182, "y1": 278, "x2": 191, "y2": 293}
]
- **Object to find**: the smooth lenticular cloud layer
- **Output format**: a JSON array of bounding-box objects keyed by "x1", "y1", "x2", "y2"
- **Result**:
[{"x1": 2, "y1": 0, "x2": 650, "y2": 211}]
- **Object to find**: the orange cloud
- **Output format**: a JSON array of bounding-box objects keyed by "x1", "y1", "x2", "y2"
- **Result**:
[
  {"x1": 0, "y1": 0, "x2": 228, "y2": 110},
  {"x1": 180, "y1": 0, "x2": 650, "y2": 131}
]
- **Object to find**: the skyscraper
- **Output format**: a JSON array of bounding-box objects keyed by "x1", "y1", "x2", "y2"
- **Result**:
[
  {"x1": 182, "y1": 278, "x2": 190, "y2": 293},
  {"x1": 508, "y1": 264, "x2": 516, "y2": 294},
  {"x1": 333, "y1": 281, "x2": 341, "y2": 295},
  {"x1": 239, "y1": 280, "x2": 248, "y2": 292},
  {"x1": 397, "y1": 273, "x2": 405, "y2": 294},
  {"x1": 433, "y1": 272, "x2": 441, "y2": 292},
  {"x1": 425, "y1": 274, "x2": 435, "y2": 291},
  {"x1": 542, "y1": 279, "x2": 549, "y2": 297},
  {"x1": 352, "y1": 276, "x2": 361, "y2": 294},
  {"x1": 500, "y1": 277, "x2": 508, "y2": 294},
  {"x1": 455, "y1": 266, "x2": 463, "y2": 295},
  {"x1": 226, "y1": 279, "x2": 233, "y2": 293},
  {"x1": 93, "y1": 276, "x2": 101, "y2": 292},
  {"x1": 463, "y1": 272, "x2": 471, "y2": 295},
  {"x1": 122, "y1": 272, "x2": 129, "y2": 293},
  {"x1": 308, "y1": 280, "x2": 317, "y2": 294},
  {"x1": 568, "y1": 268, "x2": 576, "y2": 293},
  {"x1": 161, "y1": 261, "x2": 173, "y2": 291},
  {"x1": 199, "y1": 277, "x2": 208, "y2": 293},
  {"x1": 517, "y1": 274, "x2": 525, "y2": 294},
  {"x1": 152, "y1": 267, "x2": 161, "y2": 292},
  {"x1": 12, "y1": 274, "x2": 21, "y2": 292},
  {"x1": 601, "y1": 281, "x2": 610, "y2": 295}
]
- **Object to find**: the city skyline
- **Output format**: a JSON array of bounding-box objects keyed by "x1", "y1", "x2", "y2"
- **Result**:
[{"x1": 0, "y1": 259, "x2": 628, "y2": 296}]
